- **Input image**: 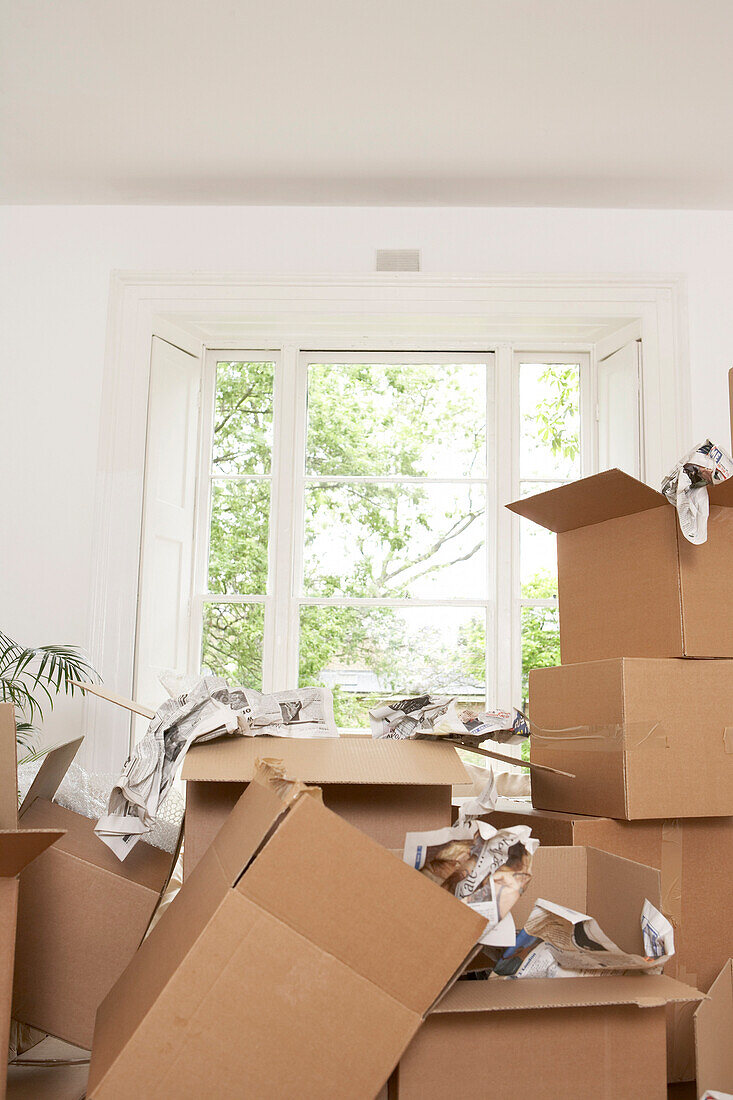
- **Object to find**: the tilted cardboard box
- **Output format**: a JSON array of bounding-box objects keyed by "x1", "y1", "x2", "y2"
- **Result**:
[
  {"x1": 11, "y1": 732, "x2": 177, "y2": 1049},
  {"x1": 695, "y1": 959, "x2": 733, "y2": 1099},
  {"x1": 508, "y1": 468, "x2": 733, "y2": 662},
  {"x1": 390, "y1": 846, "x2": 703, "y2": 1100},
  {"x1": 485, "y1": 800, "x2": 733, "y2": 1081},
  {"x1": 528, "y1": 658, "x2": 733, "y2": 819},
  {"x1": 87, "y1": 767, "x2": 486, "y2": 1100},
  {"x1": 0, "y1": 706, "x2": 63, "y2": 1100},
  {"x1": 180, "y1": 734, "x2": 469, "y2": 874}
]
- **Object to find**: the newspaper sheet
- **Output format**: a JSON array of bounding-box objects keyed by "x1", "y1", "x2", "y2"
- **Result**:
[
  {"x1": 403, "y1": 820, "x2": 538, "y2": 946},
  {"x1": 370, "y1": 694, "x2": 529, "y2": 744},
  {"x1": 95, "y1": 677, "x2": 337, "y2": 859},
  {"x1": 489, "y1": 897, "x2": 675, "y2": 978},
  {"x1": 661, "y1": 438, "x2": 733, "y2": 544}
]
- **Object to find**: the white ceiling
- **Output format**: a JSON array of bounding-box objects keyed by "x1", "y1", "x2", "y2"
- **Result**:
[{"x1": 2, "y1": 0, "x2": 733, "y2": 207}]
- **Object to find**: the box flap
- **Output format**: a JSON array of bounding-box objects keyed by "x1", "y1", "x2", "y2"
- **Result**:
[
  {"x1": 235, "y1": 790, "x2": 485, "y2": 1016},
  {"x1": 507, "y1": 468, "x2": 667, "y2": 532},
  {"x1": 695, "y1": 959, "x2": 733, "y2": 1096},
  {"x1": 431, "y1": 973, "x2": 704, "y2": 1014},
  {"x1": 19, "y1": 799, "x2": 172, "y2": 891},
  {"x1": 0, "y1": 704, "x2": 19, "y2": 830},
  {"x1": 181, "y1": 735, "x2": 469, "y2": 785},
  {"x1": 709, "y1": 479, "x2": 733, "y2": 508},
  {"x1": 0, "y1": 829, "x2": 64, "y2": 876},
  {"x1": 18, "y1": 737, "x2": 83, "y2": 817}
]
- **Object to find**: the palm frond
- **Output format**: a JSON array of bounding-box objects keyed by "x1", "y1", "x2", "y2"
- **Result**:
[{"x1": 0, "y1": 630, "x2": 100, "y2": 748}]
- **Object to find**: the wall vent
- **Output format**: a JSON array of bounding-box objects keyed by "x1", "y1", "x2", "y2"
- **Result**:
[{"x1": 375, "y1": 249, "x2": 420, "y2": 272}]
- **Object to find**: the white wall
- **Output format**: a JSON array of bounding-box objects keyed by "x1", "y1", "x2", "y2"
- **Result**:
[{"x1": 2, "y1": 204, "x2": 732, "y2": 755}]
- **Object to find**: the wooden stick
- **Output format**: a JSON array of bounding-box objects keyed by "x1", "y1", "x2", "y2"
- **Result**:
[{"x1": 69, "y1": 680, "x2": 156, "y2": 720}]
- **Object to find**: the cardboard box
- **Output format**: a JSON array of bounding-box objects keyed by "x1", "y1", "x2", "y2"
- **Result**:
[
  {"x1": 528, "y1": 657, "x2": 733, "y2": 819},
  {"x1": 0, "y1": 707, "x2": 64, "y2": 1100},
  {"x1": 10, "y1": 730, "x2": 177, "y2": 1050},
  {"x1": 695, "y1": 959, "x2": 733, "y2": 1099},
  {"x1": 508, "y1": 467, "x2": 733, "y2": 662},
  {"x1": 180, "y1": 734, "x2": 469, "y2": 874},
  {"x1": 87, "y1": 766, "x2": 486, "y2": 1099},
  {"x1": 390, "y1": 845, "x2": 702, "y2": 1100},
  {"x1": 486, "y1": 800, "x2": 733, "y2": 1081},
  {"x1": 6, "y1": 1037, "x2": 88, "y2": 1100}
]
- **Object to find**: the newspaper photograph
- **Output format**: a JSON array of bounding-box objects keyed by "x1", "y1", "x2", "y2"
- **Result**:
[
  {"x1": 95, "y1": 676, "x2": 337, "y2": 859},
  {"x1": 403, "y1": 820, "x2": 538, "y2": 945},
  {"x1": 500, "y1": 897, "x2": 676, "y2": 977}
]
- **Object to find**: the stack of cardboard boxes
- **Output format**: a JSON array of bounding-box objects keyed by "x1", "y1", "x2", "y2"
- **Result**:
[{"x1": 499, "y1": 467, "x2": 733, "y2": 1084}]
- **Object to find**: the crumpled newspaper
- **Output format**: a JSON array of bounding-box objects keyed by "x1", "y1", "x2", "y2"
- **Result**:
[
  {"x1": 403, "y1": 818, "x2": 538, "y2": 946},
  {"x1": 661, "y1": 439, "x2": 733, "y2": 544},
  {"x1": 488, "y1": 897, "x2": 674, "y2": 979},
  {"x1": 96, "y1": 676, "x2": 337, "y2": 860},
  {"x1": 370, "y1": 695, "x2": 529, "y2": 744}
]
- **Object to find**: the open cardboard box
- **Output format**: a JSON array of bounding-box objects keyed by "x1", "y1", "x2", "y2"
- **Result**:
[
  {"x1": 527, "y1": 657, "x2": 733, "y2": 819},
  {"x1": 8, "y1": 720, "x2": 178, "y2": 1050},
  {"x1": 181, "y1": 734, "x2": 470, "y2": 873},
  {"x1": 87, "y1": 765, "x2": 486, "y2": 1099},
  {"x1": 508, "y1": 467, "x2": 733, "y2": 662},
  {"x1": 0, "y1": 706, "x2": 64, "y2": 1100},
  {"x1": 695, "y1": 959, "x2": 733, "y2": 1099},
  {"x1": 390, "y1": 845, "x2": 703, "y2": 1100},
  {"x1": 485, "y1": 799, "x2": 733, "y2": 1082}
]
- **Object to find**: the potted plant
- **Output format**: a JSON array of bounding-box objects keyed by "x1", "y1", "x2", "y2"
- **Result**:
[{"x1": 0, "y1": 629, "x2": 98, "y2": 760}]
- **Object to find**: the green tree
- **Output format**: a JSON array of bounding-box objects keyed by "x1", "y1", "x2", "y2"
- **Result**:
[{"x1": 202, "y1": 359, "x2": 577, "y2": 727}]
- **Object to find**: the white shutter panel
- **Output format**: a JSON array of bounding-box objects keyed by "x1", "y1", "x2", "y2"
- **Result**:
[
  {"x1": 597, "y1": 340, "x2": 643, "y2": 479},
  {"x1": 133, "y1": 337, "x2": 201, "y2": 730}
]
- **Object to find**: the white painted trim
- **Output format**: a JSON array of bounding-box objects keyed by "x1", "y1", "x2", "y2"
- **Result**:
[{"x1": 85, "y1": 272, "x2": 689, "y2": 771}]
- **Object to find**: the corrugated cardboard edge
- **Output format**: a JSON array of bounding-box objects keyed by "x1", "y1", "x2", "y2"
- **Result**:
[
  {"x1": 694, "y1": 958, "x2": 733, "y2": 1097},
  {"x1": 431, "y1": 973, "x2": 704, "y2": 1014}
]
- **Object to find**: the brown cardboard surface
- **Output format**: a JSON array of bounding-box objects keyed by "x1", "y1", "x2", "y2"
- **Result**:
[
  {"x1": 695, "y1": 959, "x2": 733, "y2": 1097},
  {"x1": 13, "y1": 799, "x2": 175, "y2": 1049},
  {"x1": 17, "y1": 737, "x2": 83, "y2": 815},
  {"x1": 486, "y1": 804, "x2": 733, "y2": 1082},
  {"x1": 395, "y1": 1003, "x2": 669, "y2": 1100},
  {"x1": 181, "y1": 734, "x2": 469, "y2": 783},
  {"x1": 0, "y1": 707, "x2": 66, "y2": 1100},
  {"x1": 185, "y1": 776, "x2": 453, "y2": 874},
  {"x1": 182, "y1": 736, "x2": 468, "y2": 873},
  {"x1": 0, "y1": 706, "x2": 18, "y2": 830},
  {"x1": 529, "y1": 658, "x2": 733, "y2": 818},
  {"x1": 392, "y1": 843, "x2": 702, "y2": 1100},
  {"x1": 88, "y1": 770, "x2": 486, "y2": 1100},
  {"x1": 508, "y1": 469, "x2": 733, "y2": 660}
]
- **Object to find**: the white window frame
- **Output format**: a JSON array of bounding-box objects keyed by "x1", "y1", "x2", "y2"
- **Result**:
[
  {"x1": 190, "y1": 345, "x2": 595, "y2": 721},
  {"x1": 86, "y1": 273, "x2": 688, "y2": 773}
]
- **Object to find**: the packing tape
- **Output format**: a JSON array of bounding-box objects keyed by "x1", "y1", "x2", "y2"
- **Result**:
[
  {"x1": 660, "y1": 819, "x2": 683, "y2": 929},
  {"x1": 528, "y1": 720, "x2": 668, "y2": 753},
  {"x1": 668, "y1": 962, "x2": 699, "y2": 1083},
  {"x1": 661, "y1": 819, "x2": 698, "y2": 1083}
]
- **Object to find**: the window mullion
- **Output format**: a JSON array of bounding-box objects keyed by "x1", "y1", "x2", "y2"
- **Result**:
[
  {"x1": 494, "y1": 344, "x2": 516, "y2": 709},
  {"x1": 263, "y1": 345, "x2": 302, "y2": 691}
]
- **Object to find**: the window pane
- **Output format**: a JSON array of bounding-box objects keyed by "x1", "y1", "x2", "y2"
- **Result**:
[
  {"x1": 299, "y1": 605, "x2": 487, "y2": 728},
  {"x1": 303, "y1": 482, "x2": 487, "y2": 598},
  {"x1": 208, "y1": 481, "x2": 270, "y2": 594},
  {"x1": 520, "y1": 362, "x2": 581, "y2": 480},
  {"x1": 306, "y1": 361, "x2": 488, "y2": 478},
  {"x1": 201, "y1": 602, "x2": 265, "y2": 689},
  {"x1": 519, "y1": 480, "x2": 563, "y2": 592},
  {"x1": 212, "y1": 360, "x2": 274, "y2": 475},
  {"x1": 521, "y1": 604, "x2": 560, "y2": 710}
]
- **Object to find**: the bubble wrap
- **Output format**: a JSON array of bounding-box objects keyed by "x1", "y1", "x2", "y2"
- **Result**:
[{"x1": 17, "y1": 758, "x2": 183, "y2": 855}]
